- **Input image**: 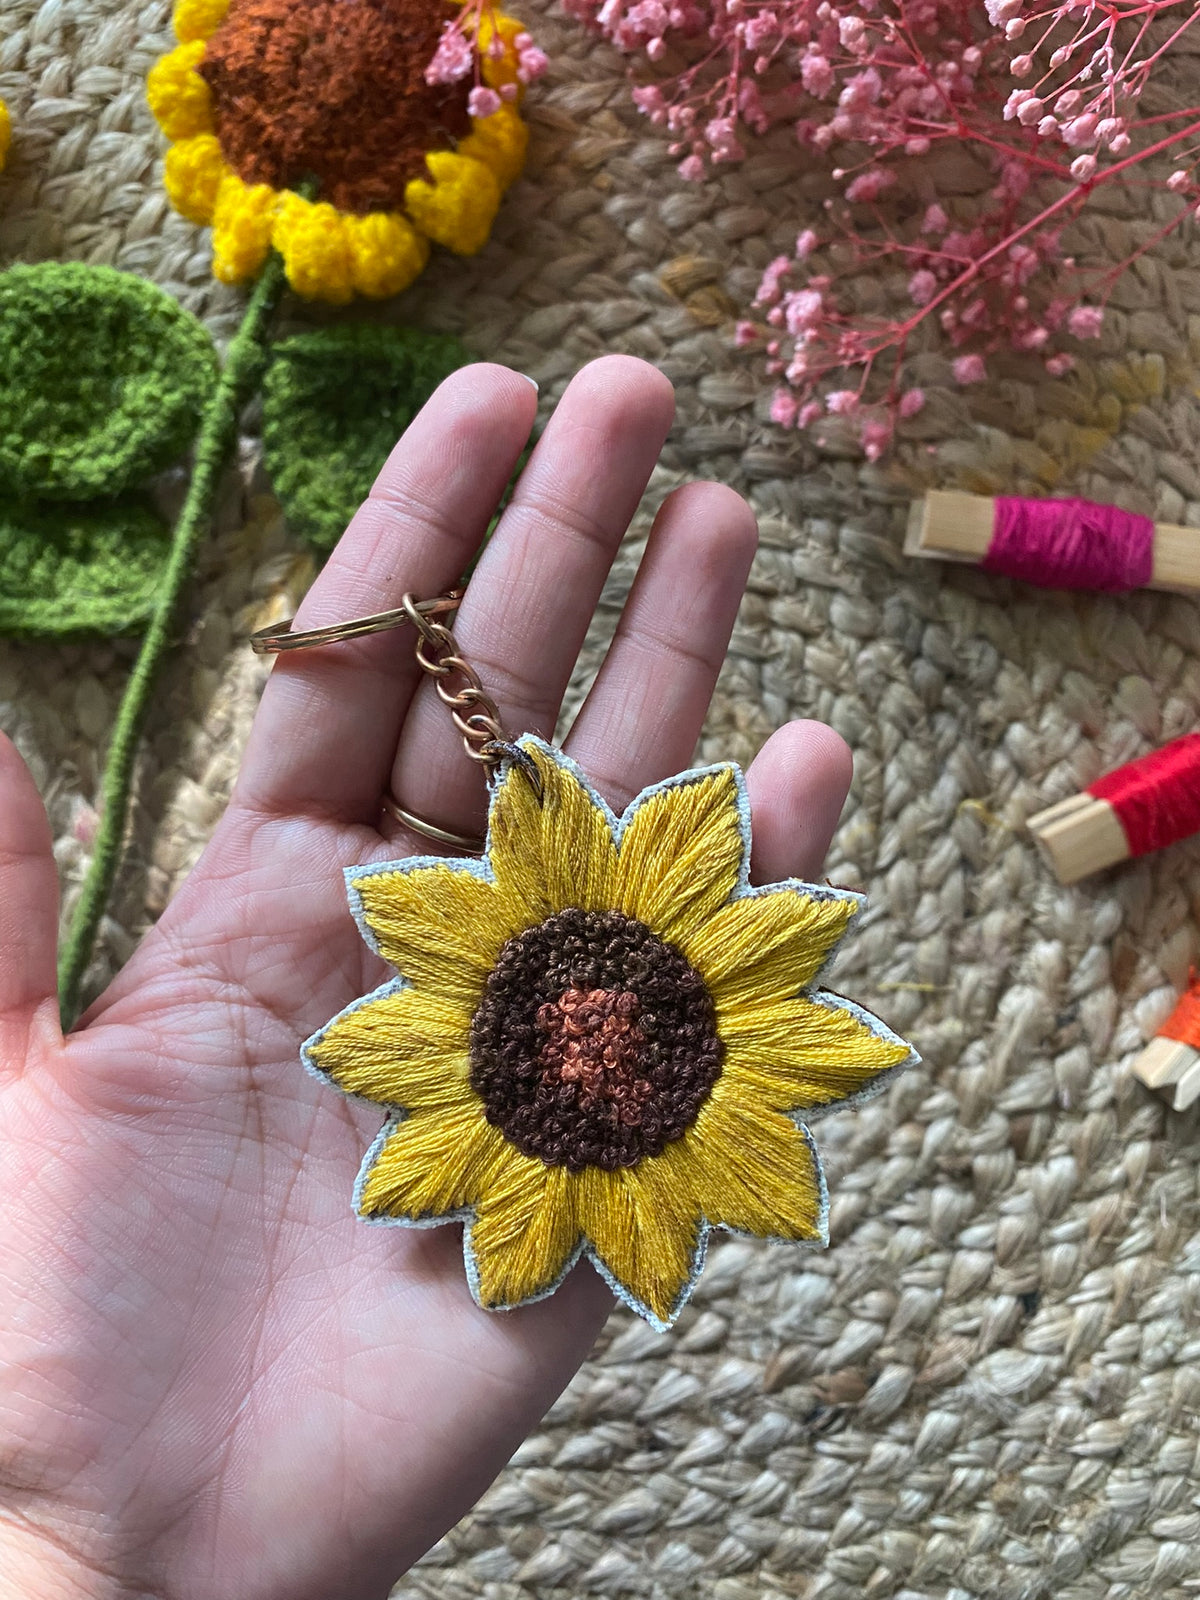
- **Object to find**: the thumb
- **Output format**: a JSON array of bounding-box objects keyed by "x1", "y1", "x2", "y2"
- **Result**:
[{"x1": 0, "y1": 732, "x2": 60, "y2": 1058}]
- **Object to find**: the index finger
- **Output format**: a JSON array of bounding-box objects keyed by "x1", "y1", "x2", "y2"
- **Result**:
[{"x1": 233, "y1": 364, "x2": 539, "y2": 824}]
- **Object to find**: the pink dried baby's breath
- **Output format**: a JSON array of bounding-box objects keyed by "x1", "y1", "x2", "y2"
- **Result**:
[
  {"x1": 908, "y1": 269, "x2": 937, "y2": 306},
  {"x1": 861, "y1": 418, "x2": 893, "y2": 459},
  {"x1": 573, "y1": 0, "x2": 1200, "y2": 458},
  {"x1": 426, "y1": 19, "x2": 473, "y2": 84},
  {"x1": 1068, "y1": 305, "x2": 1104, "y2": 338},
  {"x1": 770, "y1": 387, "x2": 800, "y2": 425},
  {"x1": 953, "y1": 353, "x2": 987, "y2": 384},
  {"x1": 468, "y1": 85, "x2": 504, "y2": 117}
]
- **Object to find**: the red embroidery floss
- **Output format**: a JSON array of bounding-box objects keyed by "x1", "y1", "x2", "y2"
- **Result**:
[
  {"x1": 1027, "y1": 733, "x2": 1200, "y2": 884},
  {"x1": 1132, "y1": 971, "x2": 1200, "y2": 1112},
  {"x1": 906, "y1": 490, "x2": 1200, "y2": 595}
]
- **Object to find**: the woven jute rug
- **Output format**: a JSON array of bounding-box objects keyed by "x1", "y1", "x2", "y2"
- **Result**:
[{"x1": 3, "y1": 3, "x2": 1200, "y2": 1596}]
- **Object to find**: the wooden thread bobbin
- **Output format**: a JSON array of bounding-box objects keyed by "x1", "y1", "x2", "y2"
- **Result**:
[
  {"x1": 1025, "y1": 792, "x2": 1130, "y2": 885},
  {"x1": 1132, "y1": 1035, "x2": 1200, "y2": 1112},
  {"x1": 1027, "y1": 735, "x2": 1200, "y2": 885},
  {"x1": 1131, "y1": 977, "x2": 1200, "y2": 1112},
  {"x1": 906, "y1": 490, "x2": 1200, "y2": 595}
]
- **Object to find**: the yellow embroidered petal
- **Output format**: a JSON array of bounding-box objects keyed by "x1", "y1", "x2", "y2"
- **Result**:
[
  {"x1": 684, "y1": 889, "x2": 857, "y2": 1015},
  {"x1": 470, "y1": 1163, "x2": 581, "y2": 1310},
  {"x1": 458, "y1": 103, "x2": 529, "y2": 192},
  {"x1": 307, "y1": 986, "x2": 475, "y2": 1111},
  {"x1": 478, "y1": 11, "x2": 526, "y2": 94},
  {"x1": 684, "y1": 1100, "x2": 825, "y2": 1241},
  {"x1": 615, "y1": 767, "x2": 746, "y2": 947},
  {"x1": 162, "y1": 133, "x2": 227, "y2": 226},
  {"x1": 147, "y1": 40, "x2": 213, "y2": 139},
  {"x1": 487, "y1": 743, "x2": 618, "y2": 925},
  {"x1": 271, "y1": 193, "x2": 354, "y2": 304},
  {"x1": 574, "y1": 1155, "x2": 703, "y2": 1326},
  {"x1": 173, "y1": 0, "x2": 230, "y2": 42},
  {"x1": 211, "y1": 173, "x2": 276, "y2": 284},
  {"x1": 0, "y1": 101, "x2": 9, "y2": 172},
  {"x1": 718, "y1": 994, "x2": 910, "y2": 1113},
  {"x1": 343, "y1": 211, "x2": 430, "y2": 299},
  {"x1": 353, "y1": 863, "x2": 518, "y2": 1010},
  {"x1": 405, "y1": 152, "x2": 501, "y2": 256},
  {"x1": 358, "y1": 1103, "x2": 508, "y2": 1219}
]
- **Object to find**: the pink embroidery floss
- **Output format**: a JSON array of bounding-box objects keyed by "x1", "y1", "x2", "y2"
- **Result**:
[
  {"x1": 982, "y1": 497, "x2": 1153, "y2": 590},
  {"x1": 906, "y1": 490, "x2": 1200, "y2": 594}
]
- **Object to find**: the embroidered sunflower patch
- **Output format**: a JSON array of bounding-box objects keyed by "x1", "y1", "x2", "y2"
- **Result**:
[{"x1": 305, "y1": 737, "x2": 915, "y2": 1329}]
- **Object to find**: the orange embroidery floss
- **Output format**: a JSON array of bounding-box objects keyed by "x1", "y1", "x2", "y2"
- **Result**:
[{"x1": 1132, "y1": 971, "x2": 1200, "y2": 1112}]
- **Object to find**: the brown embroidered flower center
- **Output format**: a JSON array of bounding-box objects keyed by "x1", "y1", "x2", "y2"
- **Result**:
[
  {"x1": 469, "y1": 909, "x2": 724, "y2": 1171},
  {"x1": 199, "y1": 0, "x2": 473, "y2": 214}
]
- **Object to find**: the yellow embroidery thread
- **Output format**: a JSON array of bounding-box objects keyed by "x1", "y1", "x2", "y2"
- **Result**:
[{"x1": 306, "y1": 738, "x2": 913, "y2": 1328}]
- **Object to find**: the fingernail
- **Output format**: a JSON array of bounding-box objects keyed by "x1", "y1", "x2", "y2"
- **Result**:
[{"x1": 519, "y1": 372, "x2": 539, "y2": 391}]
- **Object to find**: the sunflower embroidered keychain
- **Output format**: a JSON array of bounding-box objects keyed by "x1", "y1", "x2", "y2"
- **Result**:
[{"x1": 253, "y1": 594, "x2": 916, "y2": 1329}]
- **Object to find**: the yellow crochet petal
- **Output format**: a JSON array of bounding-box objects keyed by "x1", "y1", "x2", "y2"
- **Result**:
[
  {"x1": 343, "y1": 211, "x2": 431, "y2": 299},
  {"x1": 458, "y1": 103, "x2": 529, "y2": 191},
  {"x1": 0, "y1": 100, "x2": 10, "y2": 172},
  {"x1": 307, "y1": 986, "x2": 475, "y2": 1111},
  {"x1": 353, "y1": 863, "x2": 520, "y2": 1011},
  {"x1": 684, "y1": 889, "x2": 857, "y2": 1016},
  {"x1": 271, "y1": 193, "x2": 355, "y2": 303},
  {"x1": 574, "y1": 1155, "x2": 703, "y2": 1326},
  {"x1": 615, "y1": 767, "x2": 746, "y2": 948},
  {"x1": 478, "y1": 11, "x2": 526, "y2": 94},
  {"x1": 486, "y1": 742, "x2": 618, "y2": 925},
  {"x1": 470, "y1": 1163, "x2": 581, "y2": 1310},
  {"x1": 406, "y1": 151, "x2": 501, "y2": 256},
  {"x1": 684, "y1": 1099, "x2": 825, "y2": 1241},
  {"x1": 211, "y1": 173, "x2": 276, "y2": 284},
  {"x1": 358, "y1": 1103, "x2": 508, "y2": 1220},
  {"x1": 173, "y1": 0, "x2": 230, "y2": 42},
  {"x1": 147, "y1": 40, "x2": 213, "y2": 139},
  {"x1": 163, "y1": 133, "x2": 227, "y2": 225},
  {"x1": 718, "y1": 994, "x2": 910, "y2": 1113}
]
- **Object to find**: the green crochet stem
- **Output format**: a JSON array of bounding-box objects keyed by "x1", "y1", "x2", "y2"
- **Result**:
[{"x1": 58, "y1": 253, "x2": 287, "y2": 1028}]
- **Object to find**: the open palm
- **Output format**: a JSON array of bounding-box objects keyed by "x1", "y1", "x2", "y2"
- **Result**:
[{"x1": 0, "y1": 356, "x2": 852, "y2": 1600}]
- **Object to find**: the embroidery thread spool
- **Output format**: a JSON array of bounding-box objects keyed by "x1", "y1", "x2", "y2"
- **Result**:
[
  {"x1": 1027, "y1": 734, "x2": 1200, "y2": 884},
  {"x1": 1132, "y1": 975, "x2": 1200, "y2": 1112},
  {"x1": 906, "y1": 490, "x2": 1200, "y2": 594}
]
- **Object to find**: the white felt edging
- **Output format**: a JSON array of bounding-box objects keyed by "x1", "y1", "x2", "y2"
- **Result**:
[{"x1": 302, "y1": 735, "x2": 919, "y2": 1330}]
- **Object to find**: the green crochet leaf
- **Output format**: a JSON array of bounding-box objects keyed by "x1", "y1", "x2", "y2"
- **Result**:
[
  {"x1": 0, "y1": 497, "x2": 170, "y2": 637},
  {"x1": 262, "y1": 325, "x2": 470, "y2": 554},
  {"x1": 0, "y1": 262, "x2": 218, "y2": 501}
]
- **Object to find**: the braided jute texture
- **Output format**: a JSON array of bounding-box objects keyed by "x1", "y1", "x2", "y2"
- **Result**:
[{"x1": 4, "y1": 2, "x2": 1200, "y2": 1596}]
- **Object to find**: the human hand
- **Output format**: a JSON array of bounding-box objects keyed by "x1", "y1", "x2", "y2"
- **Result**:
[{"x1": 0, "y1": 356, "x2": 853, "y2": 1600}]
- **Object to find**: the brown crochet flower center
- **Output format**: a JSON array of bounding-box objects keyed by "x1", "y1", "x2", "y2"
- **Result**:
[
  {"x1": 199, "y1": 0, "x2": 473, "y2": 214},
  {"x1": 469, "y1": 908, "x2": 724, "y2": 1171}
]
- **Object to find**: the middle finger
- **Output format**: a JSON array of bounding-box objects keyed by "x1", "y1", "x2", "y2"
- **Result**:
[{"x1": 386, "y1": 355, "x2": 675, "y2": 841}]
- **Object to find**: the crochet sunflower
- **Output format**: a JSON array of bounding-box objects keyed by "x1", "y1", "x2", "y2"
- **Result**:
[
  {"x1": 306, "y1": 739, "x2": 913, "y2": 1329},
  {"x1": 147, "y1": 0, "x2": 531, "y2": 301}
]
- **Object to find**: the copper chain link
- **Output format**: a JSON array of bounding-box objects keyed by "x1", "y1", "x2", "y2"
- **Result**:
[
  {"x1": 248, "y1": 587, "x2": 541, "y2": 803},
  {"x1": 401, "y1": 591, "x2": 507, "y2": 769},
  {"x1": 400, "y1": 593, "x2": 542, "y2": 799}
]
